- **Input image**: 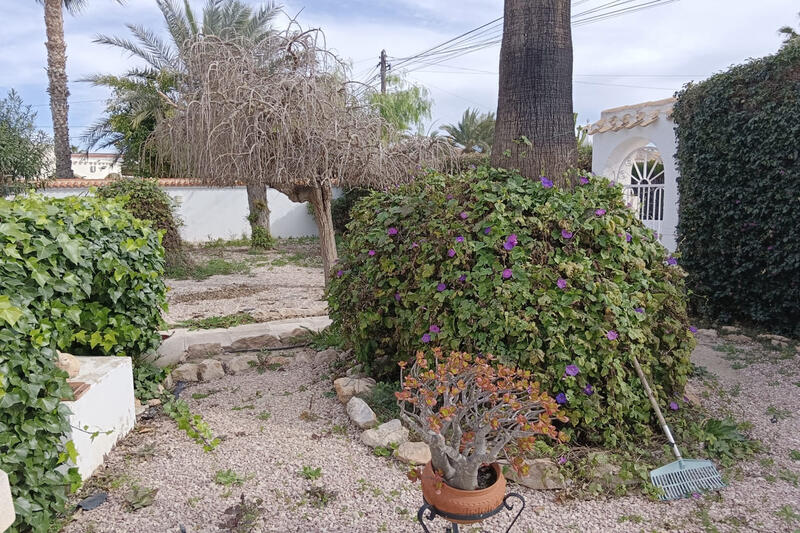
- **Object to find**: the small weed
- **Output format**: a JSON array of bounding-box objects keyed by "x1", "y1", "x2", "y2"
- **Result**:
[
  {"x1": 729, "y1": 383, "x2": 741, "y2": 397},
  {"x1": 298, "y1": 385, "x2": 308, "y2": 392},
  {"x1": 201, "y1": 236, "x2": 252, "y2": 249},
  {"x1": 731, "y1": 361, "x2": 746, "y2": 370},
  {"x1": 305, "y1": 486, "x2": 337, "y2": 508},
  {"x1": 690, "y1": 364, "x2": 714, "y2": 380},
  {"x1": 219, "y1": 494, "x2": 265, "y2": 533},
  {"x1": 187, "y1": 496, "x2": 201, "y2": 507},
  {"x1": 309, "y1": 326, "x2": 345, "y2": 350},
  {"x1": 618, "y1": 515, "x2": 644, "y2": 524},
  {"x1": 124, "y1": 484, "x2": 158, "y2": 511},
  {"x1": 373, "y1": 442, "x2": 399, "y2": 457},
  {"x1": 366, "y1": 381, "x2": 401, "y2": 422},
  {"x1": 248, "y1": 354, "x2": 284, "y2": 374},
  {"x1": 331, "y1": 424, "x2": 347, "y2": 435},
  {"x1": 231, "y1": 404, "x2": 255, "y2": 411},
  {"x1": 176, "y1": 312, "x2": 257, "y2": 330},
  {"x1": 299, "y1": 411, "x2": 319, "y2": 422},
  {"x1": 790, "y1": 450, "x2": 800, "y2": 461},
  {"x1": 776, "y1": 505, "x2": 800, "y2": 523},
  {"x1": 713, "y1": 343, "x2": 738, "y2": 356},
  {"x1": 766, "y1": 405, "x2": 791, "y2": 421},
  {"x1": 299, "y1": 466, "x2": 322, "y2": 480},
  {"x1": 192, "y1": 388, "x2": 223, "y2": 400},
  {"x1": 778, "y1": 469, "x2": 800, "y2": 487},
  {"x1": 127, "y1": 443, "x2": 157, "y2": 460},
  {"x1": 323, "y1": 390, "x2": 337, "y2": 399},
  {"x1": 257, "y1": 411, "x2": 271, "y2": 421},
  {"x1": 214, "y1": 469, "x2": 248, "y2": 487}
]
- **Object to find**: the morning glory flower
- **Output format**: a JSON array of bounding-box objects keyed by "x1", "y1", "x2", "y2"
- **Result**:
[
  {"x1": 606, "y1": 330, "x2": 618, "y2": 341},
  {"x1": 502, "y1": 268, "x2": 513, "y2": 280},
  {"x1": 689, "y1": 326, "x2": 698, "y2": 333},
  {"x1": 456, "y1": 236, "x2": 464, "y2": 243},
  {"x1": 555, "y1": 393, "x2": 567, "y2": 405},
  {"x1": 336, "y1": 270, "x2": 343, "y2": 277},
  {"x1": 565, "y1": 364, "x2": 579, "y2": 376},
  {"x1": 411, "y1": 242, "x2": 419, "y2": 249},
  {"x1": 579, "y1": 177, "x2": 590, "y2": 185},
  {"x1": 625, "y1": 232, "x2": 632, "y2": 242},
  {"x1": 368, "y1": 250, "x2": 376, "y2": 256},
  {"x1": 540, "y1": 176, "x2": 554, "y2": 189},
  {"x1": 484, "y1": 227, "x2": 491, "y2": 235},
  {"x1": 394, "y1": 293, "x2": 401, "y2": 301},
  {"x1": 584, "y1": 384, "x2": 594, "y2": 396},
  {"x1": 669, "y1": 401, "x2": 679, "y2": 411},
  {"x1": 429, "y1": 325, "x2": 440, "y2": 333},
  {"x1": 459, "y1": 274, "x2": 467, "y2": 282},
  {"x1": 421, "y1": 333, "x2": 431, "y2": 343},
  {"x1": 561, "y1": 229, "x2": 573, "y2": 240},
  {"x1": 469, "y1": 164, "x2": 476, "y2": 170},
  {"x1": 503, "y1": 234, "x2": 518, "y2": 251},
  {"x1": 557, "y1": 278, "x2": 567, "y2": 289},
  {"x1": 666, "y1": 256, "x2": 678, "y2": 266},
  {"x1": 460, "y1": 211, "x2": 468, "y2": 220},
  {"x1": 387, "y1": 227, "x2": 398, "y2": 236},
  {"x1": 595, "y1": 209, "x2": 607, "y2": 216},
  {"x1": 448, "y1": 248, "x2": 456, "y2": 257},
  {"x1": 437, "y1": 283, "x2": 447, "y2": 292},
  {"x1": 634, "y1": 307, "x2": 644, "y2": 314},
  {"x1": 558, "y1": 456, "x2": 568, "y2": 465},
  {"x1": 446, "y1": 194, "x2": 454, "y2": 200}
]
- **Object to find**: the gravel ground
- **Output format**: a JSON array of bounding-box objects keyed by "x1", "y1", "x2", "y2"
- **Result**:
[
  {"x1": 62, "y1": 334, "x2": 800, "y2": 533},
  {"x1": 164, "y1": 243, "x2": 326, "y2": 324}
]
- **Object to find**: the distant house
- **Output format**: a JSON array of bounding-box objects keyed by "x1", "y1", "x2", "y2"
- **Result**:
[{"x1": 70, "y1": 153, "x2": 123, "y2": 180}]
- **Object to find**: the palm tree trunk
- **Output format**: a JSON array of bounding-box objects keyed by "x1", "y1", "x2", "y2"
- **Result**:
[
  {"x1": 246, "y1": 183, "x2": 272, "y2": 248},
  {"x1": 44, "y1": 0, "x2": 73, "y2": 179},
  {"x1": 491, "y1": 0, "x2": 576, "y2": 186}
]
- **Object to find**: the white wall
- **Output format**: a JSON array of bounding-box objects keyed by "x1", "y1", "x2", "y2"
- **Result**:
[{"x1": 42, "y1": 186, "x2": 332, "y2": 242}]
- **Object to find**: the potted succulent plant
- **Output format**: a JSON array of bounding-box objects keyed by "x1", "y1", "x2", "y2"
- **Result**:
[{"x1": 396, "y1": 348, "x2": 567, "y2": 524}]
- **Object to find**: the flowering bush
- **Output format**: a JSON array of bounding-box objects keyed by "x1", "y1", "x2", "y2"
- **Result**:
[
  {"x1": 397, "y1": 348, "x2": 566, "y2": 490},
  {"x1": 328, "y1": 167, "x2": 695, "y2": 445}
]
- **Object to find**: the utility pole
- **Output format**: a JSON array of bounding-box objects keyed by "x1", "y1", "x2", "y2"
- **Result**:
[{"x1": 379, "y1": 49, "x2": 388, "y2": 94}]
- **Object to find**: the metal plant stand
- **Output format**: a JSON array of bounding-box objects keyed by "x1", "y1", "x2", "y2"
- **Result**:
[{"x1": 416, "y1": 493, "x2": 525, "y2": 533}]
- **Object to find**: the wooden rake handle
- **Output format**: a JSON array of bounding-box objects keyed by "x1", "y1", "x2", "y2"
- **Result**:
[{"x1": 631, "y1": 355, "x2": 683, "y2": 462}]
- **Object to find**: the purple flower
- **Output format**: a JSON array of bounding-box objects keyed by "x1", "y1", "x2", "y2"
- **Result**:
[
  {"x1": 625, "y1": 232, "x2": 632, "y2": 242},
  {"x1": 411, "y1": 242, "x2": 419, "y2": 249},
  {"x1": 503, "y1": 234, "x2": 518, "y2": 251},
  {"x1": 448, "y1": 248, "x2": 456, "y2": 258},
  {"x1": 456, "y1": 236, "x2": 464, "y2": 243},
  {"x1": 669, "y1": 401, "x2": 679, "y2": 411},
  {"x1": 691, "y1": 492, "x2": 701, "y2": 499},
  {"x1": 336, "y1": 270, "x2": 343, "y2": 277},
  {"x1": 459, "y1": 274, "x2": 467, "y2": 282},
  {"x1": 555, "y1": 392, "x2": 567, "y2": 405},
  {"x1": 387, "y1": 227, "x2": 398, "y2": 236},
  {"x1": 394, "y1": 293, "x2": 401, "y2": 301},
  {"x1": 666, "y1": 256, "x2": 678, "y2": 266},
  {"x1": 446, "y1": 194, "x2": 454, "y2": 200},
  {"x1": 561, "y1": 229, "x2": 573, "y2": 240},
  {"x1": 584, "y1": 384, "x2": 594, "y2": 396},
  {"x1": 565, "y1": 364, "x2": 579, "y2": 376},
  {"x1": 421, "y1": 333, "x2": 431, "y2": 343},
  {"x1": 368, "y1": 250, "x2": 376, "y2": 256},
  {"x1": 540, "y1": 176, "x2": 554, "y2": 189},
  {"x1": 501, "y1": 268, "x2": 513, "y2": 280},
  {"x1": 460, "y1": 211, "x2": 468, "y2": 220},
  {"x1": 558, "y1": 456, "x2": 568, "y2": 465},
  {"x1": 429, "y1": 324, "x2": 440, "y2": 333},
  {"x1": 579, "y1": 177, "x2": 589, "y2": 185},
  {"x1": 595, "y1": 209, "x2": 607, "y2": 216},
  {"x1": 557, "y1": 278, "x2": 567, "y2": 289},
  {"x1": 689, "y1": 326, "x2": 698, "y2": 333},
  {"x1": 606, "y1": 330, "x2": 618, "y2": 341},
  {"x1": 437, "y1": 283, "x2": 447, "y2": 292},
  {"x1": 484, "y1": 227, "x2": 491, "y2": 235},
  {"x1": 469, "y1": 164, "x2": 476, "y2": 170},
  {"x1": 634, "y1": 307, "x2": 644, "y2": 314}
]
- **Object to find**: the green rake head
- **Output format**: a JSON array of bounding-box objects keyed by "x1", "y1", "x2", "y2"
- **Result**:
[{"x1": 650, "y1": 458, "x2": 725, "y2": 501}]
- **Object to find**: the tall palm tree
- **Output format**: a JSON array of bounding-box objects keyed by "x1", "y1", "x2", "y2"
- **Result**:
[
  {"x1": 491, "y1": 0, "x2": 576, "y2": 184},
  {"x1": 85, "y1": 0, "x2": 280, "y2": 246},
  {"x1": 440, "y1": 108, "x2": 495, "y2": 153},
  {"x1": 39, "y1": 0, "x2": 85, "y2": 179}
]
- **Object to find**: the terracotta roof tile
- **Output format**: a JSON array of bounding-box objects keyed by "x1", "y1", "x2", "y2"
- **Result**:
[{"x1": 42, "y1": 178, "x2": 241, "y2": 189}]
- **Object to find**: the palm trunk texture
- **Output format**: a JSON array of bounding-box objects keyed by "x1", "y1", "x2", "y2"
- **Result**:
[{"x1": 44, "y1": 0, "x2": 73, "y2": 179}]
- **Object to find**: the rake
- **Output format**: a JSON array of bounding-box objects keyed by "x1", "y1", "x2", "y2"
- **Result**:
[{"x1": 631, "y1": 356, "x2": 726, "y2": 501}]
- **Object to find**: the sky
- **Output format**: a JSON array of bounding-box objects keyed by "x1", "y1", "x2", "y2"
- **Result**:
[{"x1": 0, "y1": 0, "x2": 795, "y2": 150}]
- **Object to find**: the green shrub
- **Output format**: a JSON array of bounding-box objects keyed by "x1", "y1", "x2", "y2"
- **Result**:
[
  {"x1": 96, "y1": 177, "x2": 188, "y2": 269},
  {"x1": 673, "y1": 42, "x2": 800, "y2": 335},
  {"x1": 1, "y1": 193, "x2": 167, "y2": 531},
  {"x1": 330, "y1": 188, "x2": 372, "y2": 234},
  {"x1": 328, "y1": 167, "x2": 695, "y2": 445}
]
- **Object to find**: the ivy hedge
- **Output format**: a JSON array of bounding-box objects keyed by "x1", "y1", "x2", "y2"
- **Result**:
[
  {"x1": 673, "y1": 41, "x2": 800, "y2": 334},
  {"x1": 328, "y1": 167, "x2": 695, "y2": 446},
  {"x1": 0, "y1": 193, "x2": 167, "y2": 531}
]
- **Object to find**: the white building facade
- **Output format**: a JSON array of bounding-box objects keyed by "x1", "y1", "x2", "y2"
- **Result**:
[
  {"x1": 70, "y1": 153, "x2": 123, "y2": 180},
  {"x1": 588, "y1": 98, "x2": 679, "y2": 252}
]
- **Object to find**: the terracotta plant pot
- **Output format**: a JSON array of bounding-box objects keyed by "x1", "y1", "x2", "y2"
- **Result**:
[{"x1": 420, "y1": 461, "x2": 506, "y2": 524}]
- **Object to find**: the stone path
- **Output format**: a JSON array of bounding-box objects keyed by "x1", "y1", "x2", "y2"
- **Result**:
[{"x1": 61, "y1": 329, "x2": 800, "y2": 533}]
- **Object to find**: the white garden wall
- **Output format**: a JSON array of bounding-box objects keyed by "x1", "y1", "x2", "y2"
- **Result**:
[{"x1": 41, "y1": 184, "x2": 338, "y2": 242}]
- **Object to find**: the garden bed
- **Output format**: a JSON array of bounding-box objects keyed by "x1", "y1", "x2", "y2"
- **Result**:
[{"x1": 60, "y1": 330, "x2": 800, "y2": 532}]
